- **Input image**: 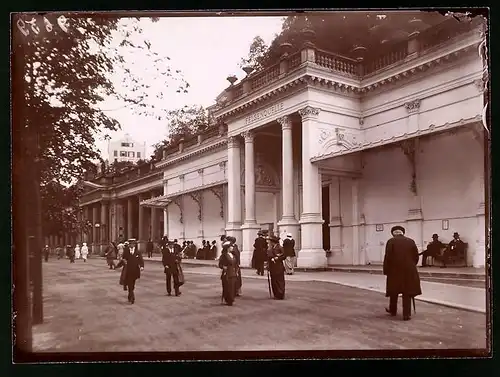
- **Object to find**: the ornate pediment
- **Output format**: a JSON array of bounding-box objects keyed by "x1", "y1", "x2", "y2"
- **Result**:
[{"x1": 314, "y1": 126, "x2": 363, "y2": 159}]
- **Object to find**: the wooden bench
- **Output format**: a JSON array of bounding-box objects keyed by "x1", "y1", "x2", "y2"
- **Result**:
[{"x1": 427, "y1": 243, "x2": 468, "y2": 267}]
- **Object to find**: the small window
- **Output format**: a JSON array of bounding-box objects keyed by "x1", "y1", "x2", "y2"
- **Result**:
[
  {"x1": 130, "y1": 143, "x2": 134, "y2": 148},
  {"x1": 121, "y1": 142, "x2": 130, "y2": 147},
  {"x1": 113, "y1": 150, "x2": 118, "y2": 157},
  {"x1": 120, "y1": 151, "x2": 127, "y2": 157},
  {"x1": 128, "y1": 152, "x2": 135, "y2": 158},
  {"x1": 137, "y1": 152, "x2": 141, "y2": 158}
]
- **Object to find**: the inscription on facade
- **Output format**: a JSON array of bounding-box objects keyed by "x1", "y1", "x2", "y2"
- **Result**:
[{"x1": 244, "y1": 102, "x2": 284, "y2": 125}]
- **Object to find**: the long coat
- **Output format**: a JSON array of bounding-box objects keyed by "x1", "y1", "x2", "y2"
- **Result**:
[
  {"x1": 283, "y1": 238, "x2": 296, "y2": 257},
  {"x1": 122, "y1": 246, "x2": 144, "y2": 284},
  {"x1": 383, "y1": 235, "x2": 422, "y2": 297}
]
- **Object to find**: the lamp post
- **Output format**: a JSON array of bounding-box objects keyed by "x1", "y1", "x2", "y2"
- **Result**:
[{"x1": 95, "y1": 223, "x2": 101, "y2": 255}]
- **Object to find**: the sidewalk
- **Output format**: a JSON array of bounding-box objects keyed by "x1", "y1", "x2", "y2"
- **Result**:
[{"x1": 132, "y1": 256, "x2": 487, "y2": 314}]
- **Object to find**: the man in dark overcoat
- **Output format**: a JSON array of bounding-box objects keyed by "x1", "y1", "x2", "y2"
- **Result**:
[
  {"x1": 383, "y1": 225, "x2": 422, "y2": 320},
  {"x1": 146, "y1": 238, "x2": 154, "y2": 258},
  {"x1": 161, "y1": 237, "x2": 182, "y2": 296},
  {"x1": 252, "y1": 232, "x2": 267, "y2": 276},
  {"x1": 121, "y1": 239, "x2": 144, "y2": 304},
  {"x1": 419, "y1": 233, "x2": 445, "y2": 267}
]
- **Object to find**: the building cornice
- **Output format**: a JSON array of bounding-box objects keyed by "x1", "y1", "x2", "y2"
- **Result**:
[
  {"x1": 215, "y1": 34, "x2": 480, "y2": 122},
  {"x1": 155, "y1": 139, "x2": 228, "y2": 169}
]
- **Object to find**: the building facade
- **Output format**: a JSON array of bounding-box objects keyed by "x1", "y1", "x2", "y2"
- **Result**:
[
  {"x1": 107, "y1": 133, "x2": 147, "y2": 164},
  {"x1": 80, "y1": 13, "x2": 488, "y2": 268}
]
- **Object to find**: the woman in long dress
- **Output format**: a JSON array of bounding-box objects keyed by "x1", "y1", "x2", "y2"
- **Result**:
[
  {"x1": 74, "y1": 244, "x2": 81, "y2": 260},
  {"x1": 218, "y1": 241, "x2": 237, "y2": 306},
  {"x1": 81, "y1": 243, "x2": 89, "y2": 262},
  {"x1": 267, "y1": 235, "x2": 286, "y2": 300}
]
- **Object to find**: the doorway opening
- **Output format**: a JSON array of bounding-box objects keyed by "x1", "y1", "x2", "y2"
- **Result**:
[{"x1": 321, "y1": 185, "x2": 330, "y2": 251}]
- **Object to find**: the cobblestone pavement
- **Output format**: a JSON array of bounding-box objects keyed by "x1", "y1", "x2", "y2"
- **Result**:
[{"x1": 32, "y1": 259, "x2": 487, "y2": 353}]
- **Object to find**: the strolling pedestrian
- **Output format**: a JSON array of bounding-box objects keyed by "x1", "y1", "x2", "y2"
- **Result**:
[
  {"x1": 43, "y1": 245, "x2": 49, "y2": 262},
  {"x1": 383, "y1": 225, "x2": 422, "y2": 321},
  {"x1": 146, "y1": 238, "x2": 154, "y2": 258},
  {"x1": 160, "y1": 236, "x2": 182, "y2": 296},
  {"x1": 80, "y1": 243, "x2": 88, "y2": 262},
  {"x1": 252, "y1": 232, "x2": 267, "y2": 276},
  {"x1": 66, "y1": 244, "x2": 75, "y2": 263},
  {"x1": 118, "y1": 239, "x2": 144, "y2": 304},
  {"x1": 75, "y1": 243, "x2": 81, "y2": 260},
  {"x1": 266, "y1": 235, "x2": 286, "y2": 300},
  {"x1": 219, "y1": 241, "x2": 237, "y2": 306},
  {"x1": 227, "y1": 236, "x2": 242, "y2": 296},
  {"x1": 283, "y1": 233, "x2": 296, "y2": 275}
]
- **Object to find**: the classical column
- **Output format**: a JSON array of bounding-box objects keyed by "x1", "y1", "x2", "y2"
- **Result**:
[
  {"x1": 101, "y1": 201, "x2": 108, "y2": 243},
  {"x1": 92, "y1": 205, "x2": 98, "y2": 254},
  {"x1": 473, "y1": 123, "x2": 486, "y2": 268},
  {"x1": 151, "y1": 206, "x2": 157, "y2": 241},
  {"x1": 277, "y1": 115, "x2": 299, "y2": 242},
  {"x1": 83, "y1": 206, "x2": 89, "y2": 243},
  {"x1": 298, "y1": 106, "x2": 327, "y2": 268},
  {"x1": 226, "y1": 136, "x2": 243, "y2": 249},
  {"x1": 328, "y1": 177, "x2": 342, "y2": 261},
  {"x1": 240, "y1": 131, "x2": 260, "y2": 267},
  {"x1": 138, "y1": 194, "x2": 146, "y2": 250},
  {"x1": 127, "y1": 197, "x2": 133, "y2": 239}
]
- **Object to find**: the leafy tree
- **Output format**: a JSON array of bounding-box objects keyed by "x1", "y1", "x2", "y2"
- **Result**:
[
  {"x1": 105, "y1": 159, "x2": 136, "y2": 174},
  {"x1": 15, "y1": 14, "x2": 189, "y2": 186},
  {"x1": 151, "y1": 105, "x2": 210, "y2": 159},
  {"x1": 40, "y1": 182, "x2": 90, "y2": 241},
  {"x1": 239, "y1": 35, "x2": 269, "y2": 71}
]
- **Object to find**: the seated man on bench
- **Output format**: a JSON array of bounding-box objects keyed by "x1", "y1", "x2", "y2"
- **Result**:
[
  {"x1": 441, "y1": 232, "x2": 467, "y2": 268},
  {"x1": 419, "y1": 233, "x2": 445, "y2": 267}
]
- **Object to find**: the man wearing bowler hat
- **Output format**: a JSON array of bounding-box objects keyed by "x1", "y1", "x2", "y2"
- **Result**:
[
  {"x1": 419, "y1": 233, "x2": 445, "y2": 267},
  {"x1": 383, "y1": 225, "x2": 422, "y2": 321}
]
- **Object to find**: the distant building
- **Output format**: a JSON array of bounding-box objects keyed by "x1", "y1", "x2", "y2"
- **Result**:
[{"x1": 107, "y1": 134, "x2": 146, "y2": 164}]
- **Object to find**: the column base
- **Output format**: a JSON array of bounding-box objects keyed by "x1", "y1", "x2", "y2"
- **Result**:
[
  {"x1": 297, "y1": 248, "x2": 327, "y2": 269},
  {"x1": 298, "y1": 215, "x2": 326, "y2": 268},
  {"x1": 240, "y1": 223, "x2": 261, "y2": 268}
]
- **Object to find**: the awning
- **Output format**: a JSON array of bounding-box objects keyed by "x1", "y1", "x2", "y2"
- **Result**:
[
  {"x1": 139, "y1": 195, "x2": 172, "y2": 209},
  {"x1": 139, "y1": 179, "x2": 227, "y2": 208}
]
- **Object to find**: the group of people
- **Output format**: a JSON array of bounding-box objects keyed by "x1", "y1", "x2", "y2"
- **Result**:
[
  {"x1": 42, "y1": 243, "x2": 89, "y2": 263},
  {"x1": 419, "y1": 232, "x2": 467, "y2": 267}
]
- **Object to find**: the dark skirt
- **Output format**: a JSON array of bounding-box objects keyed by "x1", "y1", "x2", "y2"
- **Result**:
[
  {"x1": 270, "y1": 271, "x2": 285, "y2": 299},
  {"x1": 235, "y1": 266, "x2": 242, "y2": 292},
  {"x1": 222, "y1": 275, "x2": 236, "y2": 305},
  {"x1": 119, "y1": 265, "x2": 127, "y2": 286}
]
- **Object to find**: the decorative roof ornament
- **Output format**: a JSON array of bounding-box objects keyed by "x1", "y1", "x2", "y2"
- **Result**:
[{"x1": 226, "y1": 75, "x2": 237, "y2": 85}]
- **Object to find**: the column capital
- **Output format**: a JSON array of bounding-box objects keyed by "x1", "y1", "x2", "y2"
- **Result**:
[
  {"x1": 298, "y1": 106, "x2": 321, "y2": 119},
  {"x1": 241, "y1": 130, "x2": 255, "y2": 143},
  {"x1": 277, "y1": 115, "x2": 292, "y2": 130},
  {"x1": 227, "y1": 135, "x2": 240, "y2": 148}
]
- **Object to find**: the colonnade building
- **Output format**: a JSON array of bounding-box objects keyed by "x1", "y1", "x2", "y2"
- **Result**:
[{"x1": 79, "y1": 13, "x2": 488, "y2": 268}]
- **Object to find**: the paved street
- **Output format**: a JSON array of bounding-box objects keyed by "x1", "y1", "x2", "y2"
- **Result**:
[{"x1": 33, "y1": 258, "x2": 487, "y2": 353}]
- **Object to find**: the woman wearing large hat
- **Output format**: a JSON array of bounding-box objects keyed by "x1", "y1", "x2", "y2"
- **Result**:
[
  {"x1": 266, "y1": 235, "x2": 286, "y2": 299},
  {"x1": 218, "y1": 240, "x2": 237, "y2": 306}
]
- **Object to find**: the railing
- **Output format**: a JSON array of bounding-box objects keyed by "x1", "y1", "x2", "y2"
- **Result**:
[
  {"x1": 288, "y1": 51, "x2": 302, "y2": 70},
  {"x1": 418, "y1": 17, "x2": 478, "y2": 53},
  {"x1": 363, "y1": 41, "x2": 408, "y2": 75},
  {"x1": 251, "y1": 62, "x2": 281, "y2": 91},
  {"x1": 315, "y1": 48, "x2": 358, "y2": 76}
]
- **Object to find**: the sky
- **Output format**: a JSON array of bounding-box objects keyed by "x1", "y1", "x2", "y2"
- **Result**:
[{"x1": 95, "y1": 16, "x2": 285, "y2": 160}]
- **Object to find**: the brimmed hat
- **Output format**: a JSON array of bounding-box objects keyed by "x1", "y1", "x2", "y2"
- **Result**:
[
  {"x1": 453, "y1": 232, "x2": 459, "y2": 237},
  {"x1": 390, "y1": 226, "x2": 405, "y2": 235},
  {"x1": 128, "y1": 238, "x2": 137, "y2": 243},
  {"x1": 222, "y1": 241, "x2": 231, "y2": 247},
  {"x1": 432, "y1": 233, "x2": 439, "y2": 238},
  {"x1": 286, "y1": 233, "x2": 292, "y2": 238},
  {"x1": 268, "y1": 235, "x2": 280, "y2": 243}
]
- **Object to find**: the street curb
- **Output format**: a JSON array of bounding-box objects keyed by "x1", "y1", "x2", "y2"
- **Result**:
[
  {"x1": 164, "y1": 266, "x2": 487, "y2": 315},
  {"x1": 96, "y1": 257, "x2": 486, "y2": 314}
]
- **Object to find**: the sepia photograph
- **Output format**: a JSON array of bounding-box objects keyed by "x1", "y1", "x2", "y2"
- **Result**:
[{"x1": 11, "y1": 9, "x2": 490, "y2": 363}]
